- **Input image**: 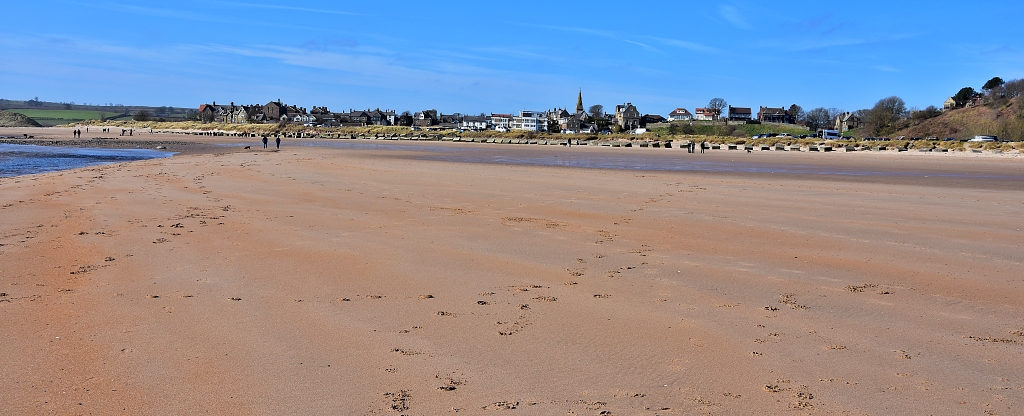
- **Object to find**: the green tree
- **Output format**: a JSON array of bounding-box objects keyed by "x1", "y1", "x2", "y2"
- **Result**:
[
  {"x1": 953, "y1": 87, "x2": 978, "y2": 107},
  {"x1": 982, "y1": 77, "x2": 1005, "y2": 91},
  {"x1": 788, "y1": 104, "x2": 805, "y2": 123}
]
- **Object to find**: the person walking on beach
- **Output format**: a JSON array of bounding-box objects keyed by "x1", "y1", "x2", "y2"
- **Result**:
[
  {"x1": 129, "y1": 129, "x2": 133, "y2": 136},
  {"x1": 262, "y1": 136, "x2": 268, "y2": 149},
  {"x1": 275, "y1": 136, "x2": 281, "y2": 149},
  {"x1": 701, "y1": 141, "x2": 706, "y2": 154}
]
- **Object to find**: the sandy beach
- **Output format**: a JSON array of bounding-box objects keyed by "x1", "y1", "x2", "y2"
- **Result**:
[{"x1": 2, "y1": 128, "x2": 1023, "y2": 414}]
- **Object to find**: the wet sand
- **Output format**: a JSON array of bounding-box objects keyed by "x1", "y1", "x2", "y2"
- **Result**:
[{"x1": 2, "y1": 128, "x2": 1024, "y2": 414}]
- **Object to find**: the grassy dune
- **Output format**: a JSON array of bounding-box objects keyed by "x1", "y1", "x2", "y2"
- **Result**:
[{"x1": 6, "y1": 109, "x2": 109, "y2": 127}]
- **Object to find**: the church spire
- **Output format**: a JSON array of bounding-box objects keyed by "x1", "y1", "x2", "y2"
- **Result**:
[{"x1": 576, "y1": 90, "x2": 584, "y2": 113}]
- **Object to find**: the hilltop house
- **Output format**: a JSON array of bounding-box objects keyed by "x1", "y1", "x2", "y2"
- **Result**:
[
  {"x1": 615, "y1": 103, "x2": 641, "y2": 130},
  {"x1": 694, "y1": 108, "x2": 714, "y2": 121},
  {"x1": 943, "y1": 97, "x2": 957, "y2": 111},
  {"x1": 641, "y1": 114, "x2": 666, "y2": 126},
  {"x1": 727, "y1": 106, "x2": 752, "y2": 121},
  {"x1": 668, "y1": 108, "x2": 693, "y2": 121},
  {"x1": 757, "y1": 106, "x2": 794, "y2": 124}
]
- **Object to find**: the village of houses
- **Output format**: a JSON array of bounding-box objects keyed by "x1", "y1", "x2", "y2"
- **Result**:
[{"x1": 198, "y1": 92, "x2": 863, "y2": 136}]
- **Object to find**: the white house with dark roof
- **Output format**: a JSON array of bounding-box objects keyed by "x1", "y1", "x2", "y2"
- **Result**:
[{"x1": 668, "y1": 108, "x2": 693, "y2": 121}]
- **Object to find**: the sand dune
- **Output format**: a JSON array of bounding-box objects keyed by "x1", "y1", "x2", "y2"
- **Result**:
[{"x1": 2, "y1": 130, "x2": 1023, "y2": 414}]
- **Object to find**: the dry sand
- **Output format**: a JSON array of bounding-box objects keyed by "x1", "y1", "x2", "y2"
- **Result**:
[{"x1": 2, "y1": 128, "x2": 1023, "y2": 414}]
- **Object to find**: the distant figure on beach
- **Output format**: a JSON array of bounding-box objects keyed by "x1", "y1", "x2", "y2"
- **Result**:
[
  {"x1": 262, "y1": 136, "x2": 268, "y2": 149},
  {"x1": 275, "y1": 136, "x2": 281, "y2": 149},
  {"x1": 129, "y1": 129, "x2": 133, "y2": 136},
  {"x1": 86, "y1": 127, "x2": 89, "y2": 133},
  {"x1": 120, "y1": 129, "x2": 125, "y2": 136},
  {"x1": 700, "y1": 141, "x2": 706, "y2": 154}
]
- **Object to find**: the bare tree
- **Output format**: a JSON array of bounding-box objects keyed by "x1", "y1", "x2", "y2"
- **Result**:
[
  {"x1": 864, "y1": 96, "x2": 908, "y2": 136},
  {"x1": 804, "y1": 107, "x2": 833, "y2": 131},
  {"x1": 588, "y1": 104, "x2": 604, "y2": 119},
  {"x1": 1003, "y1": 79, "x2": 1024, "y2": 99},
  {"x1": 707, "y1": 98, "x2": 727, "y2": 120}
]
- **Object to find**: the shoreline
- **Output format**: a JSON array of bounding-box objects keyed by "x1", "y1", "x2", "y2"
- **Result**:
[
  {"x1": 4, "y1": 126, "x2": 1022, "y2": 158},
  {"x1": 4, "y1": 127, "x2": 1021, "y2": 191}
]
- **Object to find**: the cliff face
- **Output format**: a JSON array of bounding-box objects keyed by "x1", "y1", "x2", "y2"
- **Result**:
[{"x1": 0, "y1": 110, "x2": 42, "y2": 127}]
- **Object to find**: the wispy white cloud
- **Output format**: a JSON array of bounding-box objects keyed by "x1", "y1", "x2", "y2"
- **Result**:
[
  {"x1": 871, "y1": 65, "x2": 900, "y2": 73},
  {"x1": 719, "y1": 5, "x2": 752, "y2": 30},
  {"x1": 645, "y1": 36, "x2": 720, "y2": 54},
  {"x1": 525, "y1": 24, "x2": 661, "y2": 53},
  {"x1": 210, "y1": 1, "x2": 367, "y2": 16}
]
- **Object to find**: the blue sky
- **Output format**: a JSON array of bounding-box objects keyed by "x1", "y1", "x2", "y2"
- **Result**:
[{"x1": 2, "y1": 1, "x2": 1022, "y2": 116}]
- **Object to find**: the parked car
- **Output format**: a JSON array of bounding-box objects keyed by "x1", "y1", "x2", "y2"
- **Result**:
[
  {"x1": 841, "y1": 136, "x2": 854, "y2": 140},
  {"x1": 864, "y1": 137, "x2": 876, "y2": 141},
  {"x1": 968, "y1": 135, "x2": 997, "y2": 142},
  {"x1": 942, "y1": 137, "x2": 957, "y2": 141}
]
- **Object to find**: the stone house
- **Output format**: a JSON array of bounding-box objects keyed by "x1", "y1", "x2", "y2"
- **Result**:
[
  {"x1": 757, "y1": 107, "x2": 794, "y2": 124},
  {"x1": 834, "y1": 112, "x2": 862, "y2": 132},
  {"x1": 615, "y1": 103, "x2": 641, "y2": 130}
]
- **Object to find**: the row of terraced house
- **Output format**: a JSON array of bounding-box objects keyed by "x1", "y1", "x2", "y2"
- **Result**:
[
  {"x1": 198, "y1": 96, "x2": 832, "y2": 133},
  {"x1": 197, "y1": 94, "x2": 646, "y2": 133}
]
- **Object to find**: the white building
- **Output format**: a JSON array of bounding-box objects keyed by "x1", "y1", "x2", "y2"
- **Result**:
[
  {"x1": 668, "y1": 108, "x2": 693, "y2": 121},
  {"x1": 490, "y1": 113, "x2": 511, "y2": 131},
  {"x1": 460, "y1": 115, "x2": 489, "y2": 131},
  {"x1": 694, "y1": 108, "x2": 714, "y2": 121},
  {"x1": 511, "y1": 110, "x2": 546, "y2": 132}
]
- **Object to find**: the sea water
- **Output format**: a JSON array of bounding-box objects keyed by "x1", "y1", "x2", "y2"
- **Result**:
[{"x1": 0, "y1": 144, "x2": 173, "y2": 178}]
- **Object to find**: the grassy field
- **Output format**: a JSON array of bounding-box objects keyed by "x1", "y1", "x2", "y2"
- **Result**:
[{"x1": 5, "y1": 109, "x2": 111, "y2": 126}]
